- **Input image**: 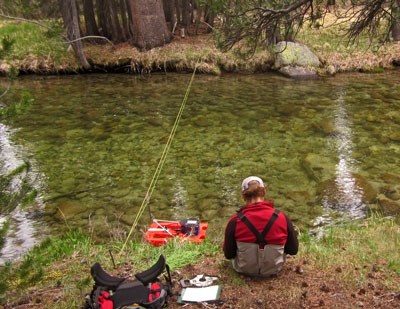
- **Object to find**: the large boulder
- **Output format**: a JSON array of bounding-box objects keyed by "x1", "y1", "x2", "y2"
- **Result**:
[
  {"x1": 274, "y1": 41, "x2": 320, "y2": 68},
  {"x1": 274, "y1": 42, "x2": 320, "y2": 78}
]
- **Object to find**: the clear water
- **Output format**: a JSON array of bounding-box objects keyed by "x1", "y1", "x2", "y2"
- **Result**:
[{"x1": 1, "y1": 71, "x2": 399, "y2": 262}]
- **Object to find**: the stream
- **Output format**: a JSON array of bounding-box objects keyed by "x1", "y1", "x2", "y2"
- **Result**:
[{"x1": 1, "y1": 71, "x2": 399, "y2": 263}]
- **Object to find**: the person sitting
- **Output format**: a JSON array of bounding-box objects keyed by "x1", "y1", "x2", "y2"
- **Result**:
[{"x1": 223, "y1": 176, "x2": 298, "y2": 277}]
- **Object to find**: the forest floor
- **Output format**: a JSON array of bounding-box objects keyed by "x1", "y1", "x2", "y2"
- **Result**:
[
  {"x1": 3, "y1": 253, "x2": 400, "y2": 309},
  {"x1": 170, "y1": 255, "x2": 400, "y2": 309}
]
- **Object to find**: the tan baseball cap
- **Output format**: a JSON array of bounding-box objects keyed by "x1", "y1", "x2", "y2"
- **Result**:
[{"x1": 241, "y1": 176, "x2": 265, "y2": 191}]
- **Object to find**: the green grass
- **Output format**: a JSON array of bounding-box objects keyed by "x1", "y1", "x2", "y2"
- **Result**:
[
  {"x1": 299, "y1": 214, "x2": 400, "y2": 284},
  {"x1": 2, "y1": 215, "x2": 399, "y2": 307},
  {"x1": 1, "y1": 229, "x2": 221, "y2": 306},
  {"x1": 0, "y1": 19, "x2": 66, "y2": 60},
  {"x1": 297, "y1": 11, "x2": 389, "y2": 54}
]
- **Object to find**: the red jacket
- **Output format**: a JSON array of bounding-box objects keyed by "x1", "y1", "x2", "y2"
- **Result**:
[{"x1": 223, "y1": 201, "x2": 298, "y2": 259}]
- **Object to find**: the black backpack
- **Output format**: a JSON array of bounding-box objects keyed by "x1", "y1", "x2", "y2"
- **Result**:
[{"x1": 85, "y1": 254, "x2": 172, "y2": 309}]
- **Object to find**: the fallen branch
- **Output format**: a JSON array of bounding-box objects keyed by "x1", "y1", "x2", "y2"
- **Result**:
[
  {"x1": 0, "y1": 13, "x2": 52, "y2": 30},
  {"x1": 53, "y1": 35, "x2": 115, "y2": 48}
]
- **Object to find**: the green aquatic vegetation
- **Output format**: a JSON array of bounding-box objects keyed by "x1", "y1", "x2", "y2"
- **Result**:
[
  {"x1": 0, "y1": 91, "x2": 33, "y2": 121},
  {"x1": 0, "y1": 162, "x2": 37, "y2": 216},
  {"x1": 0, "y1": 220, "x2": 9, "y2": 249}
]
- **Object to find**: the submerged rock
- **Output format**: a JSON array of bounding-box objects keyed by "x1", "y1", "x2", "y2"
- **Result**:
[
  {"x1": 193, "y1": 116, "x2": 213, "y2": 127},
  {"x1": 285, "y1": 190, "x2": 316, "y2": 208},
  {"x1": 381, "y1": 173, "x2": 400, "y2": 184},
  {"x1": 376, "y1": 195, "x2": 400, "y2": 215},
  {"x1": 388, "y1": 132, "x2": 400, "y2": 142},
  {"x1": 54, "y1": 200, "x2": 88, "y2": 221},
  {"x1": 312, "y1": 119, "x2": 338, "y2": 135},
  {"x1": 300, "y1": 153, "x2": 336, "y2": 182},
  {"x1": 316, "y1": 173, "x2": 378, "y2": 207},
  {"x1": 379, "y1": 185, "x2": 400, "y2": 201},
  {"x1": 147, "y1": 118, "x2": 163, "y2": 127},
  {"x1": 385, "y1": 111, "x2": 400, "y2": 124},
  {"x1": 274, "y1": 41, "x2": 320, "y2": 79},
  {"x1": 279, "y1": 65, "x2": 318, "y2": 79}
]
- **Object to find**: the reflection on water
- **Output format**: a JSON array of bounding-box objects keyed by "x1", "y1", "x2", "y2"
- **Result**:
[
  {"x1": 0, "y1": 71, "x2": 399, "y2": 260},
  {"x1": 319, "y1": 87, "x2": 366, "y2": 223},
  {"x1": 333, "y1": 88, "x2": 365, "y2": 216},
  {"x1": 171, "y1": 177, "x2": 188, "y2": 209},
  {"x1": 0, "y1": 124, "x2": 23, "y2": 172},
  {"x1": 0, "y1": 209, "x2": 37, "y2": 265},
  {"x1": 0, "y1": 124, "x2": 44, "y2": 265}
]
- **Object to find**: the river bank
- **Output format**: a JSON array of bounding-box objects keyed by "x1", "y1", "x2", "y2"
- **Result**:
[
  {"x1": 2, "y1": 34, "x2": 400, "y2": 76},
  {"x1": 1, "y1": 215, "x2": 399, "y2": 308},
  {"x1": 1, "y1": 15, "x2": 400, "y2": 77}
]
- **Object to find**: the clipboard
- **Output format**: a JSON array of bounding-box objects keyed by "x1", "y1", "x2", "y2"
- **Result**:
[{"x1": 178, "y1": 285, "x2": 222, "y2": 303}]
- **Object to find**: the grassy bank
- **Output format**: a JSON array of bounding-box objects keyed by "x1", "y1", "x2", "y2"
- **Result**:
[
  {"x1": 1, "y1": 14, "x2": 400, "y2": 76},
  {"x1": 1, "y1": 215, "x2": 399, "y2": 308},
  {"x1": 0, "y1": 230, "x2": 222, "y2": 308}
]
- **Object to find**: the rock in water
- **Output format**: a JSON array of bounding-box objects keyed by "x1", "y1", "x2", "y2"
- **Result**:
[
  {"x1": 274, "y1": 42, "x2": 320, "y2": 69},
  {"x1": 274, "y1": 42, "x2": 320, "y2": 79}
]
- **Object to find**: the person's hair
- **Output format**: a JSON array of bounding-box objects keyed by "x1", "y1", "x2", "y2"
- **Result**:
[{"x1": 241, "y1": 180, "x2": 266, "y2": 201}]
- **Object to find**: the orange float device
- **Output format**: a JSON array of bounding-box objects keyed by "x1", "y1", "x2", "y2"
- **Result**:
[{"x1": 144, "y1": 219, "x2": 208, "y2": 246}]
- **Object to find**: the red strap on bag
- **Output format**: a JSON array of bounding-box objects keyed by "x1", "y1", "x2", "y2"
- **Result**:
[
  {"x1": 98, "y1": 291, "x2": 114, "y2": 309},
  {"x1": 149, "y1": 282, "x2": 162, "y2": 302}
]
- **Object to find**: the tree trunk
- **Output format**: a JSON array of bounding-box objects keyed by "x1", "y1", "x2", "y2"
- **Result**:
[
  {"x1": 119, "y1": 0, "x2": 130, "y2": 38},
  {"x1": 392, "y1": 19, "x2": 400, "y2": 41},
  {"x1": 393, "y1": 0, "x2": 400, "y2": 41},
  {"x1": 83, "y1": 0, "x2": 99, "y2": 36},
  {"x1": 61, "y1": 0, "x2": 91, "y2": 69},
  {"x1": 125, "y1": 0, "x2": 134, "y2": 37},
  {"x1": 181, "y1": 0, "x2": 191, "y2": 29},
  {"x1": 192, "y1": 0, "x2": 200, "y2": 35},
  {"x1": 128, "y1": 0, "x2": 172, "y2": 50},
  {"x1": 163, "y1": 0, "x2": 177, "y2": 32},
  {"x1": 204, "y1": 6, "x2": 215, "y2": 33},
  {"x1": 175, "y1": 0, "x2": 181, "y2": 24},
  {"x1": 97, "y1": 0, "x2": 112, "y2": 38},
  {"x1": 108, "y1": 0, "x2": 125, "y2": 42}
]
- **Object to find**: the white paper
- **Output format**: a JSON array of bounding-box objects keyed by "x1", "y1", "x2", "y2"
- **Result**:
[{"x1": 181, "y1": 285, "x2": 220, "y2": 302}]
